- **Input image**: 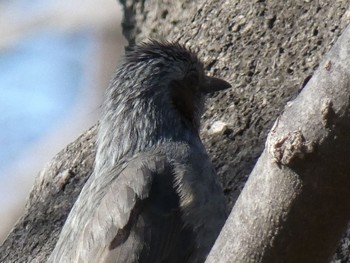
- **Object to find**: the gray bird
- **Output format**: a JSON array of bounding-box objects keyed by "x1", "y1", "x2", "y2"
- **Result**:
[{"x1": 48, "y1": 41, "x2": 230, "y2": 263}]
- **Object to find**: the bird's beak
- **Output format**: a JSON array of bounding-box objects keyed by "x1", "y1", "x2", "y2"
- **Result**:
[{"x1": 201, "y1": 76, "x2": 231, "y2": 93}]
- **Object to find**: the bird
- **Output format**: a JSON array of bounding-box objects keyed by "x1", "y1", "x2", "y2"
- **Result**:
[{"x1": 48, "y1": 40, "x2": 231, "y2": 263}]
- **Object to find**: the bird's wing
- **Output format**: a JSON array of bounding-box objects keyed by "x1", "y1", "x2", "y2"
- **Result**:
[
  {"x1": 49, "y1": 150, "x2": 194, "y2": 263},
  {"x1": 78, "y1": 153, "x2": 167, "y2": 263}
]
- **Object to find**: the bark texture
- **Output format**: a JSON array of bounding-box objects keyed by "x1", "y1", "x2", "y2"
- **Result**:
[
  {"x1": 0, "y1": 127, "x2": 97, "y2": 262},
  {"x1": 206, "y1": 23, "x2": 350, "y2": 263},
  {"x1": 1, "y1": 0, "x2": 350, "y2": 262}
]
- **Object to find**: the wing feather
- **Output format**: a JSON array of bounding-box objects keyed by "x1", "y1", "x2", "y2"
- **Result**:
[
  {"x1": 48, "y1": 152, "x2": 168, "y2": 263},
  {"x1": 49, "y1": 145, "x2": 201, "y2": 263}
]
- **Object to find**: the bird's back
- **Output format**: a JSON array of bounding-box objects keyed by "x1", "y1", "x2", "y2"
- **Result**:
[{"x1": 48, "y1": 141, "x2": 226, "y2": 263}]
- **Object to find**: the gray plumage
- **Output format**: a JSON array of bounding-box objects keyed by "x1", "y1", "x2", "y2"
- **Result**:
[{"x1": 48, "y1": 41, "x2": 230, "y2": 263}]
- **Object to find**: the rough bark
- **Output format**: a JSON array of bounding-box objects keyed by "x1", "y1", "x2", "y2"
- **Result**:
[
  {"x1": 0, "y1": 127, "x2": 97, "y2": 262},
  {"x1": 1, "y1": 0, "x2": 350, "y2": 262},
  {"x1": 206, "y1": 23, "x2": 350, "y2": 263}
]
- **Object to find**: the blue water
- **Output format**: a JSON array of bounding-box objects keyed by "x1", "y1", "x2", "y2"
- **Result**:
[{"x1": 0, "y1": 30, "x2": 93, "y2": 174}]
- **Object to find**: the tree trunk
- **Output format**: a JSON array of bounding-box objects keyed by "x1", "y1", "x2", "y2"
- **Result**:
[{"x1": 1, "y1": 1, "x2": 350, "y2": 262}]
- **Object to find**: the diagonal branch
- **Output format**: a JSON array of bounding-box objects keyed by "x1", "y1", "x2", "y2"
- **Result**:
[{"x1": 206, "y1": 23, "x2": 350, "y2": 263}]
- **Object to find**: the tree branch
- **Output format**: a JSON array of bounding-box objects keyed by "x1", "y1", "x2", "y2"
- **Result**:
[{"x1": 206, "y1": 23, "x2": 350, "y2": 263}]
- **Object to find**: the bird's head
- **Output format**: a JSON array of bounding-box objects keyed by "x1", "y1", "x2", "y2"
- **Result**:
[
  {"x1": 97, "y1": 41, "x2": 231, "y2": 166},
  {"x1": 108, "y1": 40, "x2": 231, "y2": 132}
]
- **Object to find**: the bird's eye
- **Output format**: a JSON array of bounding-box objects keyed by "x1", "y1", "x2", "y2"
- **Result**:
[{"x1": 185, "y1": 72, "x2": 199, "y2": 87}]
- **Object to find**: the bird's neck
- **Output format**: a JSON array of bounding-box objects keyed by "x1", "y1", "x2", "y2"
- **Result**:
[{"x1": 93, "y1": 97, "x2": 200, "y2": 175}]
